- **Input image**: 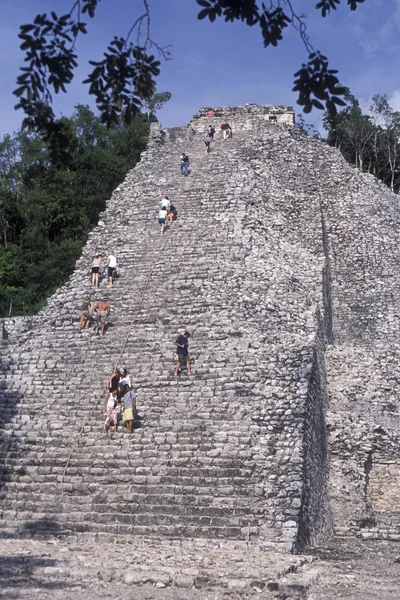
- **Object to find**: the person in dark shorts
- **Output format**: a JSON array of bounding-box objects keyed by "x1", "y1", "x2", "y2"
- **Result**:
[
  {"x1": 167, "y1": 204, "x2": 178, "y2": 223},
  {"x1": 91, "y1": 254, "x2": 102, "y2": 287},
  {"x1": 105, "y1": 253, "x2": 117, "y2": 286},
  {"x1": 174, "y1": 331, "x2": 191, "y2": 376},
  {"x1": 159, "y1": 207, "x2": 168, "y2": 233}
]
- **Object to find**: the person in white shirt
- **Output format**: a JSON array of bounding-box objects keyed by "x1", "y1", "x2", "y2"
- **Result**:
[
  {"x1": 160, "y1": 196, "x2": 170, "y2": 211},
  {"x1": 105, "y1": 253, "x2": 117, "y2": 286},
  {"x1": 159, "y1": 207, "x2": 168, "y2": 233},
  {"x1": 118, "y1": 369, "x2": 131, "y2": 398}
]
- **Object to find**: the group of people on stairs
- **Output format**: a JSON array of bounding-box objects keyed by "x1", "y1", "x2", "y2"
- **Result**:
[
  {"x1": 203, "y1": 123, "x2": 232, "y2": 153},
  {"x1": 104, "y1": 368, "x2": 137, "y2": 433},
  {"x1": 102, "y1": 329, "x2": 192, "y2": 435},
  {"x1": 158, "y1": 196, "x2": 178, "y2": 234},
  {"x1": 91, "y1": 252, "x2": 117, "y2": 287},
  {"x1": 75, "y1": 145, "x2": 196, "y2": 434},
  {"x1": 78, "y1": 296, "x2": 111, "y2": 335},
  {"x1": 102, "y1": 330, "x2": 192, "y2": 434},
  {"x1": 77, "y1": 251, "x2": 117, "y2": 334}
]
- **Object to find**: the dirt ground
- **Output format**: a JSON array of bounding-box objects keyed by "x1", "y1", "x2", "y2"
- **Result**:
[{"x1": 0, "y1": 536, "x2": 399, "y2": 600}]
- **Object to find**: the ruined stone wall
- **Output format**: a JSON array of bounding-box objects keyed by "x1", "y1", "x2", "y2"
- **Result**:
[
  {"x1": 190, "y1": 104, "x2": 295, "y2": 134},
  {"x1": 308, "y1": 140, "x2": 400, "y2": 541}
]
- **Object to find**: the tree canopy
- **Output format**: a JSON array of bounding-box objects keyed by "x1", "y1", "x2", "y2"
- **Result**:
[
  {"x1": 0, "y1": 106, "x2": 150, "y2": 317},
  {"x1": 14, "y1": 0, "x2": 368, "y2": 138},
  {"x1": 323, "y1": 91, "x2": 400, "y2": 193}
]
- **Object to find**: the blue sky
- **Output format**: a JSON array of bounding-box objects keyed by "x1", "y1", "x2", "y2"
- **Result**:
[{"x1": 1, "y1": 0, "x2": 400, "y2": 138}]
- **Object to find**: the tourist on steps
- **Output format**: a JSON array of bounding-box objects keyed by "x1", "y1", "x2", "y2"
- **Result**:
[
  {"x1": 91, "y1": 254, "x2": 102, "y2": 287},
  {"x1": 167, "y1": 204, "x2": 178, "y2": 223},
  {"x1": 179, "y1": 153, "x2": 189, "y2": 176},
  {"x1": 158, "y1": 206, "x2": 168, "y2": 233},
  {"x1": 78, "y1": 296, "x2": 92, "y2": 329},
  {"x1": 174, "y1": 331, "x2": 191, "y2": 376},
  {"x1": 105, "y1": 252, "x2": 117, "y2": 286},
  {"x1": 104, "y1": 389, "x2": 118, "y2": 432},
  {"x1": 203, "y1": 131, "x2": 211, "y2": 153},
  {"x1": 160, "y1": 196, "x2": 170, "y2": 211},
  {"x1": 108, "y1": 369, "x2": 120, "y2": 394},
  {"x1": 221, "y1": 123, "x2": 232, "y2": 139},
  {"x1": 122, "y1": 385, "x2": 137, "y2": 434},
  {"x1": 207, "y1": 125, "x2": 215, "y2": 140},
  {"x1": 118, "y1": 368, "x2": 131, "y2": 399},
  {"x1": 92, "y1": 297, "x2": 110, "y2": 335}
]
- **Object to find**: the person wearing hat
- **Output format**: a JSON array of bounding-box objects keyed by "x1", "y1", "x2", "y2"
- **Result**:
[
  {"x1": 78, "y1": 296, "x2": 92, "y2": 329},
  {"x1": 92, "y1": 297, "x2": 110, "y2": 335}
]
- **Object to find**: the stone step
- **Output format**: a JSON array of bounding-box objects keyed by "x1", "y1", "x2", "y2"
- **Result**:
[
  {"x1": 0, "y1": 518, "x2": 250, "y2": 541},
  {"x1": 0, "y1": 491, "x2": 266, "y2": 512}
]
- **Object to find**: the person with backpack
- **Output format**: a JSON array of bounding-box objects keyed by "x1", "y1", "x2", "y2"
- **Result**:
[
  {"x1": 179, "y1": 153, "x2": 189, "y2": 176},
  {"x1": 207, "y1": 125, "x2": 215, "y2": 140},
  {"x1": 174, "y1": 331, "x2": 191, "y2": 376}
]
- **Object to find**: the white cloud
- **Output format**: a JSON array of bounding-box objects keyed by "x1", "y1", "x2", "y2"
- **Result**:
[{"x1": 388, "y1": 89, "x2": 400, "y2": 112}]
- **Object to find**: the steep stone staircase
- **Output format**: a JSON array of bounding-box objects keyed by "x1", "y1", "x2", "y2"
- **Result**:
[
  {"x1": 1, "y1": 105, "x2": 400, "y2": 598},
  {"x1": 1, "y1": 116, "x2": 330, "y2": 552}
]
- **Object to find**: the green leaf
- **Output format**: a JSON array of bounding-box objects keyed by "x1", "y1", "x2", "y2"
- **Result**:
[{"x1": 198, "y1": 9, "x2": 210, "y2": 20}]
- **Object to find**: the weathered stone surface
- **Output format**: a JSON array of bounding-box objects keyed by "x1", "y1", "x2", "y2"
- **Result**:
[{"x1": 0, "y1": 103, "x2": 399, "y2": 597}]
